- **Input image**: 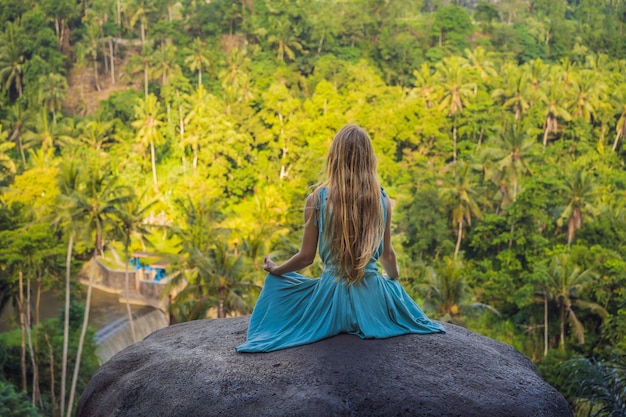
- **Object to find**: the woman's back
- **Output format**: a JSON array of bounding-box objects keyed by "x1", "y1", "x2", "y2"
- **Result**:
[{"x1": 315, "y1": 187, "x2": 386, "y2": 277}]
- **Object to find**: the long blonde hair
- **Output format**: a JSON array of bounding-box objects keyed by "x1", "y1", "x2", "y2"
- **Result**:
[{"x1": 314, "y1": 124, "x2": 385, "y2": 285}]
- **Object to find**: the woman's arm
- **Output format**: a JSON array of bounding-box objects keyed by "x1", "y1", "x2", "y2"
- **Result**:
[
  {"x1": 379, "y1": 195, "x2": 400, "y2": 279},
  {"x1": 264, "y1": 194, "x2": 319, "y2": 276}
]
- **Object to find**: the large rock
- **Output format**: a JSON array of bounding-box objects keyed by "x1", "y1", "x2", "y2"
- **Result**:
[{"x1": 77, "y1": 316, "x2": 572, "y2": 417}]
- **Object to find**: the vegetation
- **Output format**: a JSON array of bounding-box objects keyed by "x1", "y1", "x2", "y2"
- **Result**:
[{"x1": 0, "y1": 0, "x2": 625, "y2": 415}]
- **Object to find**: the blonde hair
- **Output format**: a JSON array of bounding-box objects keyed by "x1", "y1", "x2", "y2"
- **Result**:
[{"x1": 314, "y1": 124, "x2": 385, "y2": 285}]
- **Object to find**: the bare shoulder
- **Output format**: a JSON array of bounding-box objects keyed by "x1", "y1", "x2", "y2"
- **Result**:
[
  {"x1": 383, "y1": 194, "x2": 392, "y2": 212},
  {"x1": 305, "y1": 193, "x2": 317, "y2": 209}
]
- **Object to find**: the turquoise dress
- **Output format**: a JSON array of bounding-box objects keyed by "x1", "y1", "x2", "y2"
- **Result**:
[{"x1": 236, "y1": 188, "x2": 445, "y2": 353}]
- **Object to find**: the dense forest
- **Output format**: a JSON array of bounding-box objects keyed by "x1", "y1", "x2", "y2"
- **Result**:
[{"x1": 1, "y1": 0, "x2": 625, "y2": 415}]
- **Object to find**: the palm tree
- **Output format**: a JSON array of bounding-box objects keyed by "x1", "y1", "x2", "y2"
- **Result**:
[
  {"x1": 65, "y1": 163, "x2": 132, "y2": 417},
  {"x1": 491, "y1": 63, "x2": 531, "y2": 120},
  {"x1": 128, "y1": 0, "x2": 152, "y2": 46},
  {"x1": 481, "y1": 123, "x2": 536, "y2": 208},
  {"x1": 152, "y1": 42, "x2": 180, "y2": 88},
  {"x1": 570, "y1": 70, "x2": 606, "y2": 123},
  {"x1": 128, "y1": 45, "x2": 153, "y2": 97},
  {"x1": 439, "y1": 161, "x2": 483, "y2": 258},
  {"x1": 132, "y1": 94, "x2": 164, "y2": 192},
  {"x1": 264, "y1": 8, "x2": 305, "y2": 62},
  {"x1": 77, "y1": 117, "x2": 115, "y2": 150},
  {"x1": 184, "y1": 38, "x2": 211, "y2": 87},
  {"x1": 208, "y1": 238, "x2": 256, "y2": 318},
  {"x1": 411, "y1": 63, "x2": 438, "y2": 109},
  {"x1": 416, "y1": 257, "x2": 498, "y2": 325},
  {"x1": 39, "y1": 73, "x2": 68, "y2": 125},
  {"x1": 527, "y1": 58, "x2": 547, "y2": 92},
  {"x1": 558, "y1": 169, "x2": 598, "y2": 247},
  {"x1": 2, "y1": 103, "x2": 29, "y2": 167},
  {"x1": 561, "y1": 355, "x2": 626, "y2": 416},
  {"x1": 83, "y1": 21, "x2": 102, "y2": 92},
  {"x1": 464, "y1": 46, "x2": 498, "y2": 85},
  {"x1": 52, "y1": 160, "x2": 81, "y2": 417},
  {"x1": 0, "y1": 20, "x2": 25, "y2": 97},
  {"x1": 0, "y1": 125, "x2": 16, "y2": 185},
  {"x1": 117, "y1": 192, "x2": 156, "y2": 343},
  {"x1": 538, "y1": 74, "x2": 572, "y2": 146},
  {"x1": 611, "y1": 89, "x2": 626, "y2": 152},
  {"x1": 545, "y1": 253, "x2": 606, "y2": 350},
  {"x1": 435, "y1": 57, "x2": 475, "y2": 162}
]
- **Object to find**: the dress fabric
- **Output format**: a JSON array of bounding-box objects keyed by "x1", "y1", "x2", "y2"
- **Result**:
[{"x1": 236, "y1": 188, "x2": 445, "y2": 353}]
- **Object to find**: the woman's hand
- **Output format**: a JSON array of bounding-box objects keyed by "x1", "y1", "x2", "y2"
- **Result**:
[{"x1": 263, "y1": 255, "x2": 277, "y2": 275}]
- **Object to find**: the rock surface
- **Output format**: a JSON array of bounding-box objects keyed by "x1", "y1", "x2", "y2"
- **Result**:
[{"x1": 77, "y1": 316, "x2": 572, "y2": 417}]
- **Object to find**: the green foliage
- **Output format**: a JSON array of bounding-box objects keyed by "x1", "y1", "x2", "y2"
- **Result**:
[{"x1": 0, "y1": 379, "x2": 41, "y2": 417}]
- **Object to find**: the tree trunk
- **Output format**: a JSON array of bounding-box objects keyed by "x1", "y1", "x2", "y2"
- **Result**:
[
  {"x1": 613, "y1": 130, "x2": 622, "y2": 152},
  {"x1": 217, "y1": 289, "x2": 225, "y2": 318},
  {"x1": 93, "y1": 57, "x2": 101, "y2": 91},
  {"x1": 109, "y1": 38, "x2": 115, "y2": 84},
  {"x1": 150, "y1": 141, "x2": 159, "y2": 192},
  {"x1": 124, "y1": 249, "x2": 137, "y2": 343},
  {"x1": 45, "y1": 335, "x2": 57, "y2": 417},
  {"x1": 67, "y1": 250, "x2": 97, "y2": 417},
  {"x1": 559, "y1": 303, "x2": 565, "y2": 350},
  {"x1": 454, "y1": 220, "x2": 463, "y2": 259},
  {"x1": 144, "y1": 63, "x2": 149, "y2": 97},
  {"x1": 452, "y1": 120, "x2": 457, "y2": 162},
  {"x1": 25, "y1": 277, "x2": 41, "y2": 407},
  {"x1": 60, "y1": 232, "x2": 73, "y2": 417},
  {"x1": 18, "y1": 270, "x2": 27, "y2": 392},
  {"x1": 543, "y1": 286, "x2": 548, "y2": 357}
]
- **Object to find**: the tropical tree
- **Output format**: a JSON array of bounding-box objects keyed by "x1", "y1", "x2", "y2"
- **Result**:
[
  {"x1": 439, "y1": 162, "x2": 484, "y2": 258},
  {"x1": 77, "y1": 116, "x2": 115, "y2": 150},
  {"x1": 481, "y1": 122, "x2": 536, "y2": 209},
  {"x1": 131, "y1": 94, "x2": 164, "y2": 191},
  {"x1": 116, "y1": 191, "x2": 156, "y2": 343},
  {"x1": 611, "y1": 88, "x2": 626, "y2": 152},
  {"x1": 538, "y1": 74, "x2": 572, "y2": 146},
  {"x1": 435, "y1": 57, "x2": 475, "y2": 162},
  {"x1": 128, "y1": 0, "x2": 153, "y2": 45},
  {"x1": 416, "y1": 256, "x2": 498, "y2": 324},
  {"x1": 65, "y1": 162, "x2": 132, "y2": 417},
  {"x1": 207, "y1": 238, "x2": 256, "y2": 318},
  {"x1": 0, "y1": 20, "x2": 25, "y2": 97},
  {"x1": 570, "y1": 70, "x2": 606, "y2": 123},
  {"x1": 0, "y1": 125, "x2": 16, "y2": 184},
  {"x1": 2, "y1": 103, "x2": 28, "y2": 167},
  {"x1": 464, "y1": 46, "x2": 498, "y2": 85},
  {"x1": 491, "y1": 63, "x2": 531, "y2": 120},
  {"x1": 38, "y1": 73, "x2": 68, "y2": 125},
  {"x1": 545, "y1": 253, "x2": 606, "y2": 350},
  {"x1": 411, "y1": 63, "x2": 438, "y2": 109},
  {"x1": 262, "y1": 3, "x2": 305, "y2": 62},
  {"x1": 561, "y1": 355, "x2": 626, "y2": 416},
  {"x1": 82, "y1": 21, "x2": 102, "y2": 92},
  {"x1": 151, "y1": 42, "x2": 180, "y2": 88},
  {"x1": 558, "y1": 169, "x2": 598, "y2": 247},
  {"x1": 51, "y1": 161, "x2": 81, "y2": 417},
  {"x1": 167, "y1": 197, "x2": 223, "y2": 322},
  {"x1": 184, "y1": 38, "x2": 211, "y2": 87}
]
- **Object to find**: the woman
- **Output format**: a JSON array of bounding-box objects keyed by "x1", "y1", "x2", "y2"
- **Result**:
[{"x1": 236, "y1": 124, "x2": 445, "y2": 353}]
